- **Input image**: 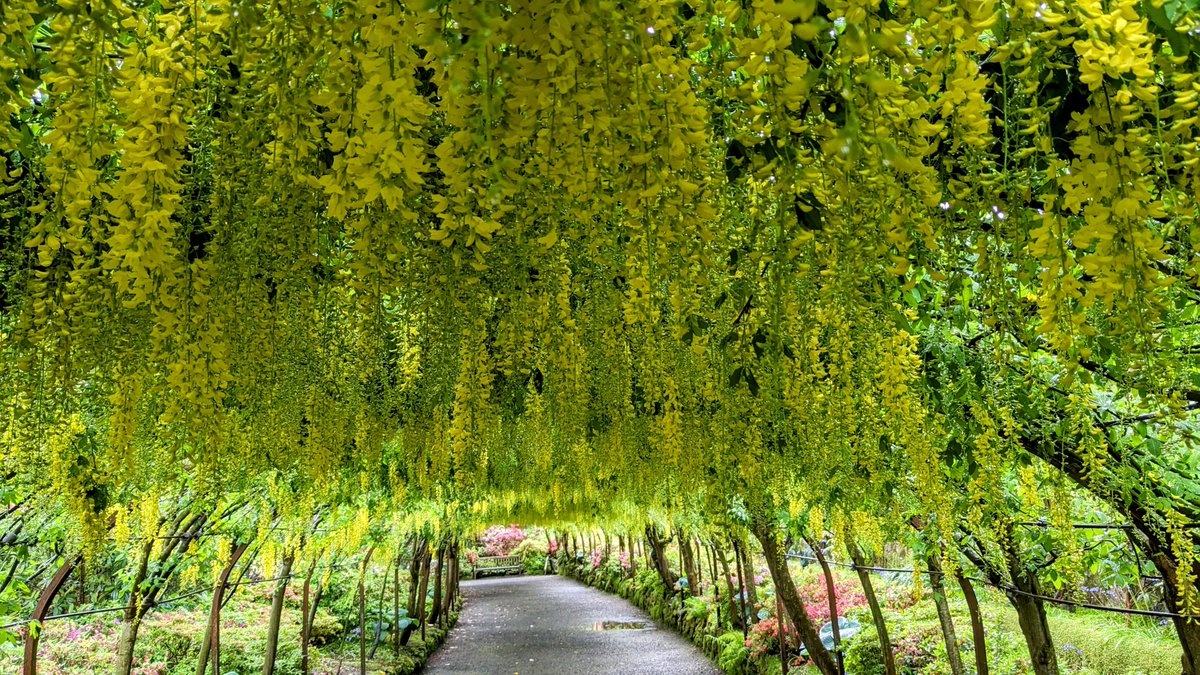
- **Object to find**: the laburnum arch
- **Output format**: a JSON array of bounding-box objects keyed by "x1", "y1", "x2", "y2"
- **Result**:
[{"x1": 2, "y1": 0, "x2": 1200, "y2": 673}]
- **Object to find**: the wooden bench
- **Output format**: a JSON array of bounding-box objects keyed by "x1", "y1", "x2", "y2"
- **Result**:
[{"x1": 472, "y1": 555, "x2": 524, "y2": 579}]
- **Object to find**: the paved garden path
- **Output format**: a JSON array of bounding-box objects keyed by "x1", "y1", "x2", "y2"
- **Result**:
[{"x1": 424, "y1": 575, "x2": 721, "y2": 675}]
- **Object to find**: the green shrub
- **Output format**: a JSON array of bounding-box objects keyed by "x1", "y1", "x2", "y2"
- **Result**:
[
  {"x1": 716, "y1": 630, "x2": 750, "y2": 674},
  {"x1": 842, "y1": 625, "x2": 886, "y2": 675},
  {"x1": 309, "y1": 611, "x2": 343, "y2": 646},
  {"x1": 685, "y1": 596, "x2": 711, "y2": 623},
  {"x1": 1045, "y1": 611, "x2": 1181, "y2": 675}
]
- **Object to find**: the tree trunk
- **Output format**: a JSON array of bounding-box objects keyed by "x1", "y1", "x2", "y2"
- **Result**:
[
  {"x1": 778, "y1": 593, "x2": 789, "y2": 674},
  {"x1": 22, "y1": 556, "x2": 77, "y2": 675},
  {"x1": 407, "y1": 538, "x2": 427, "y2": 617},
  {"x1": 113, "y1": 537, "x2": 155, "y2": 675},
  {"x1": 645, "y1": 525, "x2": 678, "y2": 592},
  {"x1": 1152, "y1": 549, "x2": 1200, "y2": 675},
  {"x1": 680, "y1": 532, "x2": 698, "y2": 595},
  {"x1": 393, "y1": 551, "x2": 402, "y2": 658},
  {"x1": 733, "y1": 536, "x2": 752, "y2": 630},
  {"x1": 306, "y1": 574, "x2": 325, "y2": 651},
  {"x1": 262, "y1": 552, "x2": 294, "y2": 675},
  {"x1": 958, "y1": 574, "x2": 989, "y2": 675},
  {"x1": 370, "y1": 557, "x2": 386, "y2": 660},
  {"x1": 735, "y1": 537, "x2": 760, "y2": 620},
  {"x1": 708, "y1": 543, "x2": 723, "y2": 627},
  {"x1": 927, "y1": 552, "x2": 964, "y2": 675},
  {"x1": 402, "y1": 539, "x2": 427, "y2": 647},
  {"x1": 1007, "y1": 573, "x2": 1058, "y2": 675},
  {"x1": 430, "y1": 544, "x2": 444, "y2": 626},
  {"x1": 417, "y1": 545, "x2": 432, "y2": 643},
  {"x1": 847, "y1": 540, "x2": 896, "y2": 675},
  {"x1": 804, "y1": 534, "x2": 843, "y2": 675},
  {"x1": 714, "y1": 543, "x2": 743, "y2": 630},
  {"x1": 301, "y1": 565, "x2": 314, "y2": 675},
  {"x1": 962, "y1": 531, "x2": 1058, "y2": 675},
  {"x1": 358, "y1": 546, "x2": 376, "y2": 675},
  {"x1": 197, "y1": 542, "x2": 249, "y2": 675},
  {"x1": 752, "y1": 520, "x2": 837, "y2": 675},
  {"x1": 1001, "y1": 533, "x2": 1058, "y2": 675},
  {"x1": 450, "y1": 542, "x2": 460, "y2": 616},
  {"x1": 445, "y1": 542, "x2": 457, "y2": 620},
  {"x1": 113, "y1": 609, "x2": 143, "y2": 675}
]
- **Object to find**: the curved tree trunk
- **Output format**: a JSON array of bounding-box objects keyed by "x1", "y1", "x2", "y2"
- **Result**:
[
  {"x1": 751, "y1": 520, "x2": 837, "y2": 675},
  {"x1": 846, "y1": 540, "x2": 896, "y2": 675},
  {"x1": 196, "y1": 541, "x2": 249, "y2": 675},
  {"x1": 927, "y1": 551, "x2": 964, "y2": 675},
  {"x1": 645, "y1": 525, "x2": 678, "y2": 593},
  {"x1": 262, "y1": 552, "x2": 294, "y2": 675},
  {"x1": 803, "y1": 534, "x2": 843, "y2": 675},
  {"x1": 113, "y1": 537, "x2": 154, "y2": 675},
  {"x1": 1149, "y1": 548, "x2": 1200, "y2": 675},
  {"x1": 22, "y1": 556, "x2": 77, "y2": 675},
  {"x1": 958, "y1": 574, "x2": 989, "y2": 675}
]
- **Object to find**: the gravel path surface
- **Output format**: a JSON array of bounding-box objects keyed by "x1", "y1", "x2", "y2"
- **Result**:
[{"x1": 423, "y1": 575, "x2": 721, "y2": 675}]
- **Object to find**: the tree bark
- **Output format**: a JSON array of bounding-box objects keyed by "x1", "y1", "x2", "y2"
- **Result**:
[
  {"x1": 114, "y1": 538, "x2": 154, "y2": 675},
  {"x1": 714, "y1": 543, "x2": 743, "y2": 630},
  {"x1": 804, "y1": 534, "x2": 843, "y2": 675},
  {"x1": 846, "y1": 540, "x2": 896, "y2": 675},
  {"x1": 430, "y1": 544, "x2": 444, "y2": 625},
  {"x1": 927, "y1": 551, "x2": 964, "y2": 675},
  {"x1": 262, "y1": 552, "x2": 294, "y2": 675},
  {"x1": 778, "y1": 593, "x2": 789, "y2": 675},
  {"x1": 301, "y1": 564, "x2": 314, "y2": 675},
  {"x1": 116, "y1": 510, "x2": 205, "y2": 675},
  {"x1": 680, "y1": 532, "x2": 698, "y2": 595},
  {"x1": 22, "y1": 556, "x2": 77, "y2": 675},
  {"x1": 417, "y1": 544, "x2": 431, "y2": 643},
  {"x1": 734, "y1": 536, "x2": 759, "y2": 620},
  {"x1": 196, "y1": 542, "x2": 249, "y2": 675},
  {"x1": 645, "y1": 525, "x2": 678, "y2": 593},
  {"x1": 752, "y1": 520, "x2": 837, "y2": 675},
  {"x1": 393, "y1": 551, "x2": 402, "y2": 658},
  {"x1": 961, "y1": 532, "x2": 1058, "y2": 675},
  {"x1": 733, "y1": 536, "x2": 753, "y2": 630},
  {"x1": 958, "y1": 574, "x2": 989, "y2": 675},
  {"x1": 358, "y1": 546, "x2": 375, "y2": 675}
]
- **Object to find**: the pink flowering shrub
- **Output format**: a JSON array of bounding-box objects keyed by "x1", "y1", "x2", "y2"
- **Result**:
[
  {"x1": 465, "y1": 549, "x2": 479, "y2": 565},
  {"x1": 618, "y1": 551, "x2": 630, "y2": 570},
  {"x1": 745, "y1": 616, "x2": 795, "y2": 659},
  {"x1": 481, "y1": 524, "x2": 526, "y2": 556},
  {"x1": 796, "y1": 574, "x2": 868, "y2": 624},
  {"x1": 591, "y1": 549, "x2": 604, "y2": 569}
]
